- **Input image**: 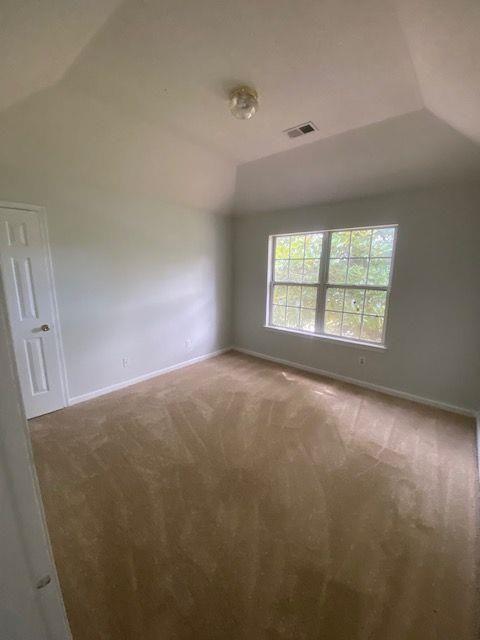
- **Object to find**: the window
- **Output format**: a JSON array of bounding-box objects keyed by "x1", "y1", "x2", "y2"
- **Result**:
[{"x1": 267, "y1": 225, "x2": 396, "y2": 345}]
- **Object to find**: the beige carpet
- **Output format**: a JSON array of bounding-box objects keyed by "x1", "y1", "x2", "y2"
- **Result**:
[{"x1": 30, "y1": 351, "x2": 479, "y2": 640}]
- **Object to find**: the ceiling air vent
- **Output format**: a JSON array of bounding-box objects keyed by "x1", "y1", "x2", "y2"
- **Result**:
[{"x1": 285, "y1": 121, "x2": 317, "y2": 139}]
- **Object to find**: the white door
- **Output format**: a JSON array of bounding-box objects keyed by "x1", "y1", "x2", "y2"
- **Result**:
[
  {"x1": 0, "y1": 272, "x2": 72, "y2": 639},
  {"x1": 0, "y1": 206, "x2": 65, "y2": 418}
]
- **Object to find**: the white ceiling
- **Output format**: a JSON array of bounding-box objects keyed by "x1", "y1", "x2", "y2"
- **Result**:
[
  {"x1": 0, "y1": 84, "x2": 236, "y2": 215},
  {"x1": 1, "y1": 0, "x2": 479, "y2": 210},
  {"x1": 0, "y1": 0, "x2": 123, "y2": 113},
  {"x1": 235, "y1": 109, "x2": 480, "y2": 213},
  {"x1": 395, "y1": 0, "x2": 480, "y2": 145},
  {"x1": 61, "y1": 0, "x2": 423, "y2": 163}
]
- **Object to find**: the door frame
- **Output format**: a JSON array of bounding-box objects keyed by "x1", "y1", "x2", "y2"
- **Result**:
[
  {"x1": 0, "y1": 201, "x2": 69, "y2": 412},
  {"x1": 0, "y1": 262, "x2": 72, "y2": 639}
]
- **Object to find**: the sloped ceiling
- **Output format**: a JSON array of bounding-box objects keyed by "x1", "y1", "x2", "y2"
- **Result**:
[
  {"x1": 0, "y1": 84, "x2": 236, "y2": 215},
  {"x1": 60, "y1": 0, "x2": 423, "y2": 162},
  {"x1": 395, "y1": 0, "x2": 480, "y2": 144},
  {"x1": 235, "y1": 109, "x2": 480, "y2": 213},
  {"x1": 0, "y1": 0, "x2": 123, "y2": 113},
  {"x1": 0, "y1": 0, "x2": 479, "y2": 212}
]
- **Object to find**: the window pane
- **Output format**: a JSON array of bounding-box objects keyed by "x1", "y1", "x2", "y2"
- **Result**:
[
  {"x1": 301, "y1": 286, "x2": 317, "y2": 309},
  {"x1": 347, "y1": 258, "x2": 368, "y2": 285},
  {"x1": 270, "y1": 226, "x2": 395, "y2": 345},
  {"x1": 275, "y1": 259, "x2": 289, "y2": 282},
  {"x1": 300, "y1": 308, "x2": 316, "y2": 332},
  {"x1": 328, "y1": 258, "x2": 348, "y2": 284},
  {"x1": 275, "y1": 237, "x2": 290, "y2": 259},
  {"x1": 288, "y1": 259, "x2": 304, "y2": 281},
  {"x1": 364, "y1": 290, "x2": 387, "y2": 316},
  {"x1": 325, "y1": 287, "x2": 345, "y2": 311},
  {"x1": 350, "y1": 229, "x2": 372, "y2": 257},
  {"x1": 330, "y1": 231, "x2": 350, "y2": 258},
  {"x1": 273, "y1": 233, "x2": 322, "y2": 285},
  {"x1": 287, "y1": 285, "x2": 302, "y2": 307},
  {"x1": 361, "y1": 315, "x2": 384, "y2": 342},
  {"x1": 286, "y1": 306, "x2": 300, "y2": 328},
  {"x1": 325, "y1": 311, "x2": 342, "y2": 335},
  {"x1": 289, "y1": 235, "x2": 305, "y2": 259},
  {"x1": 342, "y1": 313, "x2": 362, "y2": 339},
  {"x1": 344, "y1": 288, "x2": 365, "y2": 314},
  {"x1": 272, "y1": 284, "x2": 287, "y2": 305},
  {"x1": 303, "y1": 259, "x2": 320, "y2": 283},
  {"x1": 367, "y1": 258, "x2": 391, "y2": 286},
  {"x1": 272, "y1": 305, "x2": 286, "y2": 327},
  {"x1": 371, "y1": 228, "x2": 395, "y2": 257},
  {"x1": 305, "y1": 233, "x2": 323, "y2": 258}
]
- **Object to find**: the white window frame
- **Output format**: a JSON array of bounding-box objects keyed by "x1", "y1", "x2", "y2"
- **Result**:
[{"x1": 265, "y1": 224, "x2": 398, "y2": 349}]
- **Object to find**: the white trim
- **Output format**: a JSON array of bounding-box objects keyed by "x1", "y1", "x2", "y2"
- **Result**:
[
  {"x1": 68, "y1": 347, "x2": 232, "y2": 406},
  {"x1": 38, "y1": 208, "x2": 70, "y2": 407},
  {"x1": 0, "y1": 257, "x2": 72, "y2": 639},
  {"x1": 263, "y1": 324, "x2": 387, "y2": 351},
  {"x1": 0, "y1": 201, "x2": 69, "y2": 413},
  {"x1": 267, "y1": 225, "x2": 398, "y2": 349},
  {"x1": 0, "y1": 200, "x2": 44, "y2": 212},
  {"x1": 232, "y1": 346, "x2": 476, "y2": 417},
  {"x1": 273, "y1": 223, "x2": 398, "y2": 238}
]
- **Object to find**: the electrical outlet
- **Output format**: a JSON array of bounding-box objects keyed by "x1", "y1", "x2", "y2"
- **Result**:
[
  {"x1": 122, "y1": 357, "x2": 129, "y2": 368},
  {"x1": 185, "y1": 338, "x2": 192, "y2": 352},
  {"x1": 359, "y1": 356, "x2": 366, "y2": 365}
]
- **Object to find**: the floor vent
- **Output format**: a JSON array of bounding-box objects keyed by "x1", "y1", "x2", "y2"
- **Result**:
[{"x1": 284, "y1": 121, "x2": 317, "y2": 139}]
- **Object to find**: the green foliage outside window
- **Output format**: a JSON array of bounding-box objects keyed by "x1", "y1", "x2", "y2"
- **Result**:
[{"x1": 270, "y1": 226, "x2": 395, "y2": 344}]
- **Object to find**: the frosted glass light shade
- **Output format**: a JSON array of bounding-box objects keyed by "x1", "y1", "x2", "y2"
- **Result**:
[{"x1": 229, "y1": 86, "x2": 258, "y2": 120}]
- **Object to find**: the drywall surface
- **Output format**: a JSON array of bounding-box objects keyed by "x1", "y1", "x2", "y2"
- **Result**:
[
  {"x1": 0, "y1": 180, "x2": 232, "y2": 400},
  {"x1": 232, "y1": 186, "x2": 480, "y2": 412},
  {"x1": 234, "y1": 110, "x2": 480, "y2": 214},
  {"x1": 0, "y1": 85, "x2": 234, "y2": 399}
]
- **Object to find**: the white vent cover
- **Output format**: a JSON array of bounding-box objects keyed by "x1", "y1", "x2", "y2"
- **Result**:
[{"x1": 284, "y1": 121, "x2": 317, "y2": 139}]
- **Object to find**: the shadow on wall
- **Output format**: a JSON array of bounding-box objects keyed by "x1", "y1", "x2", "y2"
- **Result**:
[{"x1": 55, "y1": 206, "x2": 231, "y2": 397}]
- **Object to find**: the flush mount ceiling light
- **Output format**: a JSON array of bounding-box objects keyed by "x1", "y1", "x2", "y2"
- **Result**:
[{"x1": 229, "y1": 86, "x2": 258, "y2": 120}]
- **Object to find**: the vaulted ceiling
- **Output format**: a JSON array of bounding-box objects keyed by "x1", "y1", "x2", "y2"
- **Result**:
[
  {"x1": 0, "y1": 0, "x2": 124, "y2": 114},
  {"x1": 1, "y1": 0, "x2": 479, "y2": 211}
]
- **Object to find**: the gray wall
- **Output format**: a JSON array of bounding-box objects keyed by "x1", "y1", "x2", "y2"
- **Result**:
[
  {"x1": 232, "y1": 185, "x2": 480, "y2": 412},
  {"x1": 0, "y1": 179, "x2": 232, "y2": 400},
  {"x1": 0, "y1": 84, "x2": 235, "y2": 399}
]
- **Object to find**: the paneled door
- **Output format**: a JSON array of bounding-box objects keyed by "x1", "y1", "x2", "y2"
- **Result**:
[{"x1": 0, "y1": 206, "x2": 65, "y2": 418}]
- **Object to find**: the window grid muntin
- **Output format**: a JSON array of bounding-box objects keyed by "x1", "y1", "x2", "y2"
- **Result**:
[
  {"x1": 324, "y1": 284, "x2": 389, "y2": 343},
  {"x1": 327, "y1": 228, "x2": 392, "y2": 288},
  {"x1": 271, "y1": 232, "x2": 324, "y2": 335},
  {"x1": 270, "y1": 281, "x2": 320, "y2": 334},
  {"x1": 268, "y1": 225, "x2": 396, "y2": 346},
  {"x1": 324, "y1": 285, "x2": 387, "y2": 343},
  {"x1": 273, "y1": 233, "x2": 323, "y2": 283}
]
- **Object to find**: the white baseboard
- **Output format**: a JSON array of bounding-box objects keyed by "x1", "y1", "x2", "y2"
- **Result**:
[
  {"x1": 68, "y1": 344, "x2": 476, "y2": 420},
  {"x1": 232, "y1": 346, "x2": 476, "y2": 418},
  {"x1": 68, "y1": 347, "x2": 232, "y2": 406}
]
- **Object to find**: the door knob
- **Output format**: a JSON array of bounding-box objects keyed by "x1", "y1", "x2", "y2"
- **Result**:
[{"x1": 40, "y1": 324, "x2": 50, "y2": 332}]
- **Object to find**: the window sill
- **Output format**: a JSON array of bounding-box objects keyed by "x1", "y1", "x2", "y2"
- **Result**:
[{"x1": 263, "y1": 324, "x2": 387, "y2": 351}]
